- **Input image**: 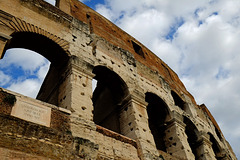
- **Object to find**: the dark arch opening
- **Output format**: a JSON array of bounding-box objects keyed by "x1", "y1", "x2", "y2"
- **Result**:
[
  {"x1": 145, "y1": 92, "x2": 169, "y2": 151},
  {"x1": 92, "y1": 66, "x2": 129, "y2": 134},
  {"x1": 208, "y1": 133, "x2": 223, "y2": 160},
  {"x1": 5, "y1": 32, "x2": 68, "y2": 64},
  {"x1": 2, "y1": 32, "x2": 69, "y2": 105},
  {"x1": 215, "y1": 127, "x2": 223, "y2": 141},
  {"x1": 171, "y1": 90, "x2": 185, "y2": 110},
  {"x1": 184, "y1": 117, "x2": 199, "y2": 158}
]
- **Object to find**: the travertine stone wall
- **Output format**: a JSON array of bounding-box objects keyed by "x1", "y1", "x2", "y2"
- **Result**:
[{"x1": 0, "y1": 0, "x2": 237, "y2": 159}]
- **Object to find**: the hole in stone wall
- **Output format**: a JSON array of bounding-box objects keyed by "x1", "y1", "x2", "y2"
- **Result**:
[
  {"x1": 215, "y1": 127, "x2": 223, "y2": 141},
  {"x1": 184, "y1": 117, "x2": 199, "y2": 159},
  {"x1": 92, "y1": 66, "x2": 129, "y2": 134},
  {"x1": 208, "y1": 132, "x2": 223, "y2": 159},
  {"x1": 1, "y1": 32, "x2": 69, "y2": 106},
  {"x1": 146, "y1": 92, "x2": 169, "y2": 152},
  {"x1": 171, "y1": 90, "x2": 185, "y2": 110},
  {"x1": 131, "y1": 40, "x2": 145, "y2": 58}
]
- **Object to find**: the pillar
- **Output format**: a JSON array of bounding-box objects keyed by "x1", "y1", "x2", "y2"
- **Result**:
[
  {"x1": 119, "y1": 89, "x2": 158, "y2": 160},
  {"x1": 164, "y1": 111, "x2": 195, "y2": 160},
  {"x1": 58, "y1": 56, "x2": 96, "y2": 139},
  {"x1": 195, "y1": 132, "x2": 217, "y2": 160}
]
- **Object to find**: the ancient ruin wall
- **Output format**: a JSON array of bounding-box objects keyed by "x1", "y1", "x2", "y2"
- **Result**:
[{"x1": 0, "y1": 0, "x2": 237, "y2": 159}]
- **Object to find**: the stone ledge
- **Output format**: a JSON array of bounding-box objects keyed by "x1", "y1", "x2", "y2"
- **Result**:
[{"x1": 96, "y1": 125, "x2": 137, "y2": 148}]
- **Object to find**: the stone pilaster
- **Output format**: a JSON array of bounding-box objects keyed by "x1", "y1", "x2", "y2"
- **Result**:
[
  {"x1": 119, "y1": 89, "x2": 158, "y2": 160},
  {"x1": 58, "y1": 56, "x2": 94, "y2": 120},
  {"x1": 165, "y1": 112, "x2": 195, "y2": 160},
  {"x1": 0, "y1": 32, "x2": 11, "y2": 59},
  {"x1": 195, "y1": 132, "x2": 217, "y2": 160},
  {"x1": 58, "y1": 56, "x2": 96, "y2": 138}
]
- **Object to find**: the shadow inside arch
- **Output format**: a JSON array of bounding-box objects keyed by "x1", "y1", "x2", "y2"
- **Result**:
[{"x1": 92, "y1": 65, "x2": 130, "y2": 134}]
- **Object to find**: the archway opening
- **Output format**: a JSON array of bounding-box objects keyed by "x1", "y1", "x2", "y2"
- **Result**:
[
  {"x1": 0, "y1": 48, "x2": 50, "y2": 98},
  {"x1": 171, "y1": 90, "x2": 185, "y2": 110},
  {"x1": 145, "y1": 92, "x2": 169, "y2": 151},
  {"x1": 184, "y1": 117, "x2": 199, "y2": 158},
  {"x1": 215, "y1": 127, "x2": 223, "y2": 141},
  {"x1": 208, "y1": 133, "x2": 223, "y2": 160},
  {"x1": 92, "y1": 66, "x2": 129, "y2": 134},
  {"x1": 1, "y1": 32, "x2": 69, "y2": 105}
]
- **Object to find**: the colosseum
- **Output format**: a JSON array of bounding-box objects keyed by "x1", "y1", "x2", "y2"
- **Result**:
[{"x1": 0, "y1": 0, "x2": 237, "y2": 159}]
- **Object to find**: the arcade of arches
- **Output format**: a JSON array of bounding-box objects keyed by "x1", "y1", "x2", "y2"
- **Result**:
[{"x1": 0, "y1": 0, "x2": 236, "y2": 159}]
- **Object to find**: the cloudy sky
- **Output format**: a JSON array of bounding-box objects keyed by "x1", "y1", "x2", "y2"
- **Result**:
[{"x1": 0, "y1": 0, "x2": 239, "y2": 158}]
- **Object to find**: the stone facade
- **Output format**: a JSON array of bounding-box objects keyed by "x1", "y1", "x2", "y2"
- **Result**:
[{"x1": 0, "y1": 0, "x2": 237, "y2": 159}]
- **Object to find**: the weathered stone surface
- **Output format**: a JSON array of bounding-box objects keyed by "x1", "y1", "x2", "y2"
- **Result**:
[
  {"x1": 11, "y1": 99, "x2": 51, "y2": 127},
  {"x1": 0, "y1": 0, "x2": 237, "y2": 159}
]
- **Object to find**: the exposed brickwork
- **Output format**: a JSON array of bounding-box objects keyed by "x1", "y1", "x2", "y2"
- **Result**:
[
  {"x1": 0, "y1": 0, "x2": 237, "y2": 159},
  {"x1": 51, "y1": 108, "x2": 71, "y2": 133},
  {"x1": 96, "y1": 125, "x2": 137, "y2": 148},
  {"x1": 0, "y1": 90, "x2": 15, "y2": 115}
]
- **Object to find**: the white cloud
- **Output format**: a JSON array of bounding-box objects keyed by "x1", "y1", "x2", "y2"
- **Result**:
[
  {"x1": 0, "y1": 48, "x2": 50, "y2": 98},
  {"x1": 37, "y1": 61, "x2": 50, "y2": 81},
  {"x1": 0, "y1": 71, "x2": 11, "y2": 86},
  {"x1": 1, "y1": 48, "x2": 47, "y2": 73},
  {"x1": 0, "y1": 0, "x2": 239, "y2": 158},
  {"x1": 95, "y1": 0, "x2": 240, "y2": 158},
  {"x1": 7, "y1": 79, "x2": 41, "y2": 98}
]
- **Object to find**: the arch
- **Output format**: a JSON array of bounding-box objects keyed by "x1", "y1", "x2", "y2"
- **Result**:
[
  {"x1": 208, "y1": 132, "x2": 224, "y2": 160},
  {"x1": 1, "y1": 17, "x2": 69, "y2": 57},
  {"x1": 215, "y1": 126, "x2": 223, "y2": 141},
  {"x1": 2, "y1": 31, "x2": 70, "y2": 105},
  {"x1": 171, "y1": 90, "x2": 185, "y2": 110},
  {"x1": 92, "y1": 66, "x2": 130, "y2": 134},
  {"x1": 145, "y1": 92, "x2": 170, "y2": 151},
  {"x1": 5, "y1": 32, "x2": 68, "y2": 64},
  {"x1": 183, "y1": 116, "x2": 199, "y2": 159}
]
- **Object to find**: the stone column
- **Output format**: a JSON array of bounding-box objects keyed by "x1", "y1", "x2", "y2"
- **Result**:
[
  {"x1": 119, "y1": 89, "x2": 158, "y2": 160},
  {"x1": 195, "y1": 132, "x2": 217, "y2": 160},
  {"x1": 0, "y1": 32, "x2": 11, "y2": 59},
  {"x1": 58, "y1": 56, "x2": 96, "y2": 139},
  {"x1": 164, "y1": 112, "x2": 195, "y2": 160}
]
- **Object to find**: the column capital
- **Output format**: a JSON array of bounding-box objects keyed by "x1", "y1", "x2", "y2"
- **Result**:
[
  {"x1": 69, "y1": 55, "x2": 95, "y2": 77},
  {"x1": 166, "y1": 111, "x2": 185, "y2": 129},
  {"x1": 197, "y1": 131, "x2": 212, "y2": 147},
  {"x1": 129, "y1": 89, "x2": 148, "y2": 107}
]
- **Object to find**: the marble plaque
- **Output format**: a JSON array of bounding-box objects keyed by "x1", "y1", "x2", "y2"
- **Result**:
[{"x1": 11, "y1": 100, "x2": 51, "y2": 127}]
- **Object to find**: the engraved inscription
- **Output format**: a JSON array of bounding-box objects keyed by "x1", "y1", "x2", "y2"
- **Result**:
[{"x1": 11, "y1": 100, "x2": 51, "y2": 127}]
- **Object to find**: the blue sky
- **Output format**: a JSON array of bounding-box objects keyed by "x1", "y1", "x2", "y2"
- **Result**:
[
  {"x1": 0, "y1": 49, "x2": 50, "y2": 97},
  {"x1": 1, "y1": 0, "x2": 240, "y2": 158}
]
